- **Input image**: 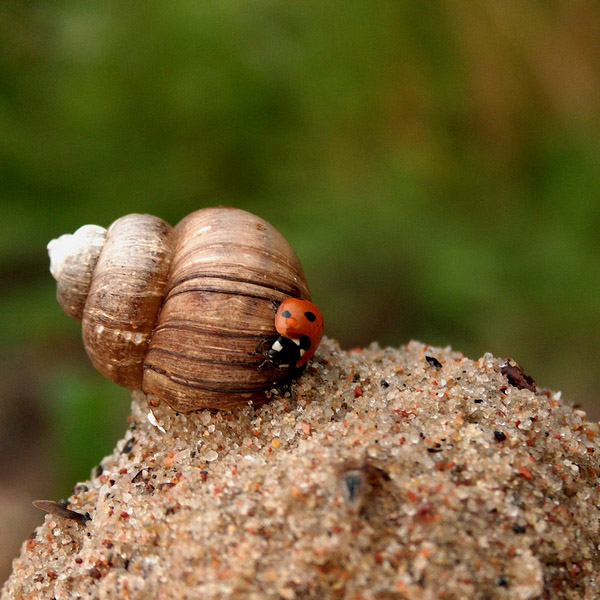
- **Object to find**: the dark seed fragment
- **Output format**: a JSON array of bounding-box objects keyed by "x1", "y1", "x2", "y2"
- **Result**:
[
  {"x1": 132, "y1": 469, "x2": 145, "y2": 484},
  {"x1": 121, "y1": 437, "x2": 136, "y2": 454},
  {"x1": 501, "y1": 359, "x2": 537, "y2": 392},
  {"x1": 338, "y1": 459, "x2": 390, "y2": 514},
  {"x1": 341, "y1": 470, "x2": 365, "y2": 512},
  {"x1": 425, "y1": 355, "x2": 442, "y2": 368},
  {"x1": 33, "y1": 500, "x2": 91, "y2": 525}
]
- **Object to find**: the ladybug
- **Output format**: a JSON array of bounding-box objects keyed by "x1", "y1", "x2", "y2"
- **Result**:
[{"x1": 264, "y1": 298, "x2": 324, "y2": 369}]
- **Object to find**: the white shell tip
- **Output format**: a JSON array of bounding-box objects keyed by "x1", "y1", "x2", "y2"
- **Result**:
[{"x1": 47, "y1": 225, "x2": 106, "y2": 280}]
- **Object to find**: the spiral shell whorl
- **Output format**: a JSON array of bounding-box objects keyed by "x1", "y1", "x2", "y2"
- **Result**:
[
  {"x1": 47, "y1": 225, "x2": 107, "y2": 321},
  {"x1": 82, "y1": 214, "x2": 173, "y2": 389}
]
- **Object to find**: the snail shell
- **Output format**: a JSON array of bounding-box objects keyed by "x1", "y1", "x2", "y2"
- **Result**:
[{"x1": 48, "y1": 207, "x2": 312, "y2": 412}]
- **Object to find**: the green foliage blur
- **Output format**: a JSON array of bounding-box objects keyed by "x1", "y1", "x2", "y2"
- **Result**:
[{"x1": 2, "y1": 1, "x2": 600, "y2": 499}]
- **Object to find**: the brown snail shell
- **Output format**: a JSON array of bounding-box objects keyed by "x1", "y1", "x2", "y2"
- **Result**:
[{"x1": 48, "y1": 207, "x2": 312, "y2": 412}]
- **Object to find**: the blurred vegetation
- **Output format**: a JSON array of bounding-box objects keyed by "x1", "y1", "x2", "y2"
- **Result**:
[{"x1": 1, "y1": 0, "x2": 599, "y2": 540}]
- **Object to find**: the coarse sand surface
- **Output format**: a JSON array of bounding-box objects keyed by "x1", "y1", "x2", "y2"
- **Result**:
[{"x1": 2, "y1": 338, "x2": 599, "y2": 599}]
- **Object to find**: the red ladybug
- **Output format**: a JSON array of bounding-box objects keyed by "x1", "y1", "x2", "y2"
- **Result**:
[{"x1": 264, "y1": 298, "x2": 324, "y2": 369}]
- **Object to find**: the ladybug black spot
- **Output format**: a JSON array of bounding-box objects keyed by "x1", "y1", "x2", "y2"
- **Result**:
[
  {"x1": 299, "y1": 335, "x2": 312, "y2": 350},
  {"x1": 304, "y1": 311, "x2": 317, "y2": 322},
  {"x1": 281, "y1": 310, "x2": 292, "y2": 318}
]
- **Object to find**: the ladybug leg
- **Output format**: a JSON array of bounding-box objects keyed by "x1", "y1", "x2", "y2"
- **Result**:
[
  {"x1": 268, "y1": 299, "x2": 280, "y2": 313},
  {"x1": 253, "y1": 337, "x2": 278, "y2": 371},
  {"x1": 254, "y1": 337, "x2": 274, "y2": 356}
]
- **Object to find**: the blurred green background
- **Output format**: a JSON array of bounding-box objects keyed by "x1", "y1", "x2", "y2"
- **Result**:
[{"x1": 1, "y1": 0, "x2": 599, "y2": 582}]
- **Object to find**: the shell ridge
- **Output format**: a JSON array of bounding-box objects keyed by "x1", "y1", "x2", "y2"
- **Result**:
[
  {"x1": 166, "y1": 273, "x2": 304, "y2": 299},
  {"x1": 150, "y1": 322, "x2": 268, "y2": 339},
  {"x1": 143, "y1": 364, "x2": 274, "y2": 394},
  {"x1": 145, "y1": 347, "x2": 264, "y2": 366}
]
